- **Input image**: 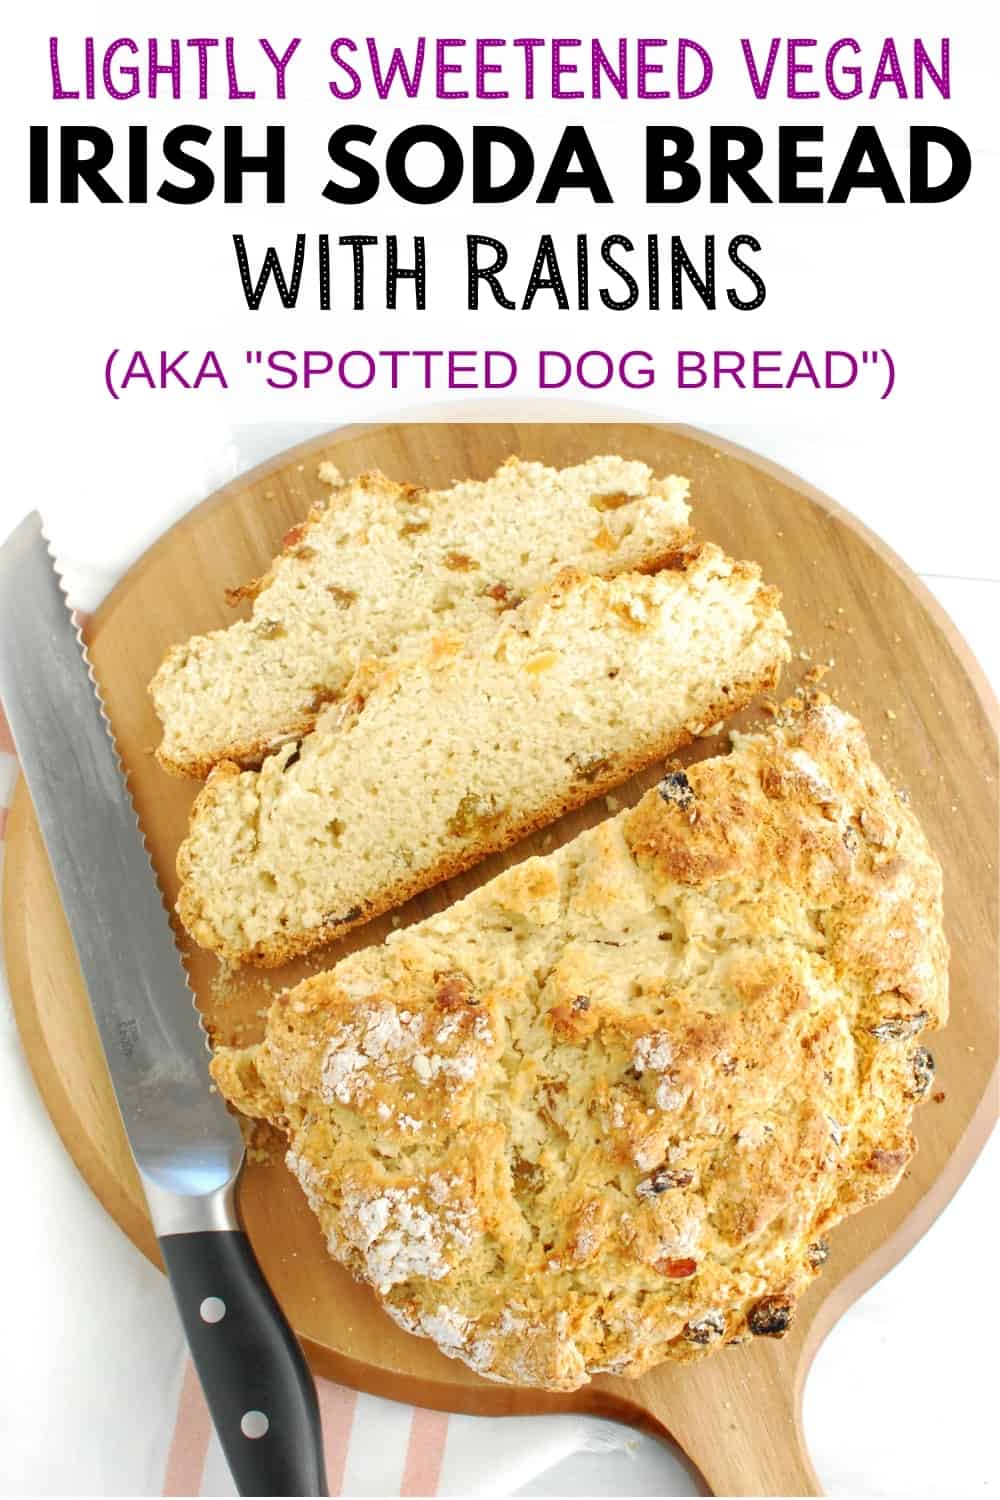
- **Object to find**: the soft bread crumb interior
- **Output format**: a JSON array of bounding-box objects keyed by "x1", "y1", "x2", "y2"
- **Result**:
[
  {"x1": 177, "y1": 549, "x2": 788, "y2": 963},
  {"x1": 152, "y1": 456, "x2": 692, "y2": 776}
]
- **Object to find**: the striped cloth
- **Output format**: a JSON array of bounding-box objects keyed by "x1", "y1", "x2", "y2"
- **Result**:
[
  {"x1": 0, "y1": 707, "x2": 667, "y2": 1497},
  {"x1": 3, "y1": 427, "x2": 995, "y2": 1495},
  {"x1": 0, "y1": 435, "x2": 672, "y2": 1495},
  {"x1": 163, "y1": 1364, "x2": 448, "y2": 1496}
]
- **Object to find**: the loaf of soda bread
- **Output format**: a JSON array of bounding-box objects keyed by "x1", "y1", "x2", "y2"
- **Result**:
[
  {"x1": 151, "y1": 456, "x2": 693, "y2": 778},
  {"x1": 211, "y1": 707, "x2": 948, "y2": 1391},
  {"x1": 177, "y1": 546, "x2": 789, "y2": 965}
]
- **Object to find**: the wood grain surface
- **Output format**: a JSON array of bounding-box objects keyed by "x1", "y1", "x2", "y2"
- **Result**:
[{"x1": 4, "y1": 423, "x2": 998, "y2": 1497}]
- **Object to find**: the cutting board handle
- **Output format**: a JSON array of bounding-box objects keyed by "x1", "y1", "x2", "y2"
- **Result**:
[{"x1": 615, "y1": 1347, "x2": 822, "y2": 1497}]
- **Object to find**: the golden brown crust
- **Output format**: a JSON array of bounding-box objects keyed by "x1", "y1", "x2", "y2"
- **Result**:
[
  {"x1": 210, "y1": 707, "x2": 948, "y2": 1390},
  {"x1": 151, "y1": 457, "x2": 695, "y2": 779},
  {"x1": 227, "y1": 469, "x2": 685, "y2": 611},
  {"x1": 154, "y1": 539, "x2": 697, "y2": 781},
  {"x1": 175, "y1": 546, "x2": 789, "y2": 967},
  {"x1": 177, "y1": 661, "x2": 780, "y2": 967},
  {"x1": 156, "y1": 710, "x2": 315, "y2": 782}
]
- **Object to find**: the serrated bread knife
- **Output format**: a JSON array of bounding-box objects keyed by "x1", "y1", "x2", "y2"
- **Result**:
[{"x1": 0, "y1": 515, "x2": 327, "y2": 1497}]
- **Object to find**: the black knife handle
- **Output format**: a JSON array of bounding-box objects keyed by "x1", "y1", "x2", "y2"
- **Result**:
[{"x1": 158, "y1": 1230, "x2": 327, "y2": 1497}]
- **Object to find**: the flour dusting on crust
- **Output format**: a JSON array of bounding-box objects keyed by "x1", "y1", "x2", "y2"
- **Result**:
[{"x1": 211, "y1": 708, "x2": 948, "y2": 1391}]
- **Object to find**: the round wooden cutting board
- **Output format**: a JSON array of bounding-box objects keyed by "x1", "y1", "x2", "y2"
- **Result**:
[{"x1": 4, "y1": 423, "x2": 998, "y2": 1496}]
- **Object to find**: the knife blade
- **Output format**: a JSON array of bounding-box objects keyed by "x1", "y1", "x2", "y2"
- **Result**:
[{"x1": 0, "y1": 514, "x2": 327, "y2": 1498}]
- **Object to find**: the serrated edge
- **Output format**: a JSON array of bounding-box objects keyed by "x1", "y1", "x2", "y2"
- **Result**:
[{"x1": 42, "y1": 522, "x2": 213, "y2": 1060}]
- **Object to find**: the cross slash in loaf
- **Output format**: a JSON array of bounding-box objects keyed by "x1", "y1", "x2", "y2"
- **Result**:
[
  {"x1": 176, "y1": 545, "x2": 789, "y2": 965},
  {"x1": 150, "y1": 456, "x2": 693, "y2": 778},
  {"x1": 211, "y1": 707, "x2": 948, "y2": 1391}
]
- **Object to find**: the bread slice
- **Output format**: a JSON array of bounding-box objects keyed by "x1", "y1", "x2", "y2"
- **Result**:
[
  {"x1": 177, "y1": 545, "x2": 789, "y2": 965},
  {"x1": 151, "y1": 456, "x2": 693, "y2": 778},
  {"x1": 210, "y1": 706, "x2": 947, "y2": 1390}
]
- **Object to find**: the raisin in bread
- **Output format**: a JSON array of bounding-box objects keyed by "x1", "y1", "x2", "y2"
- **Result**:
[
  {"x1": 177, "y1": 546, "x2": 789, "y2": 965},
  {"x1": 151, "y1": 456, "x2": 692, "y2": 777},
  {"x1": 211, "y1": 706, "x2": 948, "y2": 1391}
]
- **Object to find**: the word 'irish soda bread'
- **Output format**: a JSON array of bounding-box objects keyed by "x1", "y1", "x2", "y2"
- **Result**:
[
  {"x1": 151, "y1": 456, "x2": 693, "y2": 777},
  {"x1": 211, "y1": 707, "x2": 948, "y2": 1391},
  {"x1": 177, "y1": 546, "x2": 789, "y2": 965}
]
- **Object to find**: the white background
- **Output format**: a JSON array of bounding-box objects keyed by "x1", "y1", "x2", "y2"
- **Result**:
[
  {"x1": 2, "y1": 1, "x2": 998, "y2": 1495},
  {"x1": 4, "y1": 0, "x2": 999, "y2": 575}
]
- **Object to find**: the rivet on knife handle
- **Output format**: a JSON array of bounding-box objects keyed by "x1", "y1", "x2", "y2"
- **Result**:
[
  {"x1": 159, "y1": 1216, "x2": 327, "y2": 1498},
  {"x1": 0, "y1": 514, "x2": 328, "y2": 1497}
]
